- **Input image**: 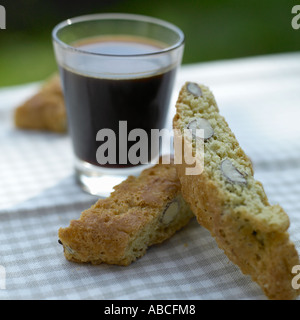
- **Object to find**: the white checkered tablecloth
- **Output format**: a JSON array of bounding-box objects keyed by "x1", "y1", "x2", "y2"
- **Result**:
[{"x1": 0, "y1": 53, "x2": 300, "y2": 300}]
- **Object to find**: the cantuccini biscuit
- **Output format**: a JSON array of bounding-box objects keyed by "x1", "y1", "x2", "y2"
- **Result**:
[
  {"x1": 14, "y1": 73, "x2": 66, "y2": 133},
  {"x1": 58, "y1": 160, "x2": 194, "y2": 266},
  {"x1": 173, "y1": 82, "x2": 300, "y2": 300}
]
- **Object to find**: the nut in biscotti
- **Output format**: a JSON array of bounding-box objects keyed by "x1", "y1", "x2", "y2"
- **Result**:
[
  {"x1": 160, "y1": 199, "x2": 180, "y2": 225},
  {"x1": 187, "y1": 118, "x2": 214, "y2": 141},
  {"x1": 186, "y1": 82, "x2": 202, "y2": 97},
  {"x1": 220, "y1": 159, "x2": 247, "y2": 185}
]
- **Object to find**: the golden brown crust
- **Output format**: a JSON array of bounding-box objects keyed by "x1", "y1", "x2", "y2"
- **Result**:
[
  {"x1": 14, "y1": 74, "x2": 67, "y2": 133},
  {"x1": 58, "y1": 161, "x2": 194, "y2": 266},
  {"x1": 173, "y1": 82, "x2": 300, "y2": 300}
]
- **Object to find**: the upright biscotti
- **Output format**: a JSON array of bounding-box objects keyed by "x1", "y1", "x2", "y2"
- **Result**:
[
  {"x1": 173, "y1": 82, "x2": 300, "y2": 300},
  {"x1": 14, "y1": 73, "x2": 66, "y2": 133},
  {"x1": 58, "y1": 160, "x2": 194, "y2": 266}
]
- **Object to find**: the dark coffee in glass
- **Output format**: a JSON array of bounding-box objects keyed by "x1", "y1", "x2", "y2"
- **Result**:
[
  {"x1": 53, "y1": 13, "x2": 184, "y2": 196},
  {"x1": 60, "y1": 36, "x2": 177, "y2": 168}
]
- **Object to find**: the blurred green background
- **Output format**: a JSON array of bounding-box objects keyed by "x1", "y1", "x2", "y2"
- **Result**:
[{"x1": 0, "y1": 0, "x2": 299, "y2": 87}]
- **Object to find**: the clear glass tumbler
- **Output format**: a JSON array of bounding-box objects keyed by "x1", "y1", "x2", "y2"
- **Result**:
[{"x1": 52, "y1": 13, "x2": 184, "y2": 197}]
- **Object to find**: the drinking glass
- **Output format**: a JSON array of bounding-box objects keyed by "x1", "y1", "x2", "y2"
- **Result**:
[{"x1": 52, "y1": 13, "x2": 184, "y2": 196}]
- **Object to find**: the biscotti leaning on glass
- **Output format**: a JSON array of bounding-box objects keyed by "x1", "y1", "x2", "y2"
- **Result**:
[
  {"x1": 173, "y1": 82, "x2": 300, "y2": 300},
  {"x1": 14, "y1": 73, "x2": 67, "y2": 133},
  {"x1": 58, "y1": 159, "x2": 194, "y2": 266}
]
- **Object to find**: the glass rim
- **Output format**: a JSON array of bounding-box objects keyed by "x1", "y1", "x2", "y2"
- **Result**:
[{"x1": 52, "y1": 13, "x2": 185, "y2": 58}]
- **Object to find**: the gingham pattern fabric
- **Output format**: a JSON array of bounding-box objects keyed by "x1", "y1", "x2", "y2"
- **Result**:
[{"x1": 0, "y1": 53, "x2": 299, "y2": 300}]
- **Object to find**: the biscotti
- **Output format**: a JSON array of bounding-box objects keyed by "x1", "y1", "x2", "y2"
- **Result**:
[
  {"x1": 173, "y1": 82, "x2": 300, "y2": 300},
  {"x1": 58, "y1": 160, "x2": 194, "y2": 266},
  {"x1": 14, "y1": 73, "x2": 67, "y2": 133}
]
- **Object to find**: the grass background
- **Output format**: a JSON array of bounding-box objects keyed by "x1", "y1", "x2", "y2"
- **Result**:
[{"x1": 0, "y1": 0, "x2": 300, "y2": 87}]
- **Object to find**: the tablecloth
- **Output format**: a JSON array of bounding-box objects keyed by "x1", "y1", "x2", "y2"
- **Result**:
[{"x1": 0, "y1": 52, "x2": 300, "y2": 300}]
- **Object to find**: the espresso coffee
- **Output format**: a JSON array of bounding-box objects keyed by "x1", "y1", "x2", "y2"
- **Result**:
[{"x1": 60, "y1": 35, "x2": 177, "y2": 168}]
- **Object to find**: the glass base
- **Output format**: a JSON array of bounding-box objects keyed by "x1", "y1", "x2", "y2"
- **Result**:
[{"x1": 74, "y1": 157, "x2": 154, "y2": 197}]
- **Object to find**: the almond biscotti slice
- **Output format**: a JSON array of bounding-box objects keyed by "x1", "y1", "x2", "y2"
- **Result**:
[
  {"x1": 173, "y1": 82, "x2": 300, "y2": 300},
  {"x1": 58, "y1": 161, "x2": 194, "y2": 266},
  {"x1": 14, "y1": 73, "x2": 67, "y2": 133}
]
